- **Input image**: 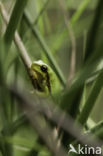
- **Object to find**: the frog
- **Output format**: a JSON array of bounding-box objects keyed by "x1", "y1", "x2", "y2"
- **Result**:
[{"x1": 30, "y1": 60, "x2": 60, "y2": 96}]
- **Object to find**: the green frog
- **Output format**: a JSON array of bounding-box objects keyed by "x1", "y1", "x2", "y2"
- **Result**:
[{"x1": 30, "y1": 60, "x2": 60, "y2": 96}]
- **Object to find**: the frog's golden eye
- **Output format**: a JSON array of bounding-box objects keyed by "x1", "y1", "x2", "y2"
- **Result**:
[{"x1": 41, "y1": 65, "x2": 48, "y2": 72}]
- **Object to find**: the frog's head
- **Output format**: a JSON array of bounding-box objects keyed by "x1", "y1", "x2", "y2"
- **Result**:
[
  {"x1": 30, "y1": 60, "x2": 51, "y2": 93},
  {"x1": 31, "y1": 60, "x2": 48, "y2": 76}
]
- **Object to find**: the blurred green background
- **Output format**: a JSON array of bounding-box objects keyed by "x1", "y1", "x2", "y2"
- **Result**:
[{"x1": 0, "y1": 0, "x2": 103, "y2": 155}]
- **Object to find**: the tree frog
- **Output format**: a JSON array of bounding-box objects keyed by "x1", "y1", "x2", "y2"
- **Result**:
[{"x1": 30, "y1": 60, "x2": 60, "y2": 96}]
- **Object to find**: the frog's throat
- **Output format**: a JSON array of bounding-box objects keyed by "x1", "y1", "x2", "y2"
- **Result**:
[
  {"x1": 30, "y1": 70, "x2": 43, "y2": 92},
  {"x1": 33, "y1": 78, "x2": 44, "y2": 92},
  {"x1": 33, "y1": 68, "x2": 51, "y2": 93},
  {"x1": 30, "y1": 69, "x2": 51, "y2": 93}
]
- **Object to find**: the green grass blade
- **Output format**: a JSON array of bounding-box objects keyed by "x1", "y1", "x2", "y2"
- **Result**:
[
  {"x1": 77, "y1": 71, "x2": 103, "y2": 125},
  {"x1": 70, "y1": 0, "x2": 91, "y2": 25},
  {"x1": 4, "y1": 0, "x2": 28, "y2": 51},
  {"x1": 84, "y1": 0, "x2": 103, "y2": 62}
]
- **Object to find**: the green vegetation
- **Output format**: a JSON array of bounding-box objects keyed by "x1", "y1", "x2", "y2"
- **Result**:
[{"x1": 0, "y1": 0, "x2": 103, "y2": 155}]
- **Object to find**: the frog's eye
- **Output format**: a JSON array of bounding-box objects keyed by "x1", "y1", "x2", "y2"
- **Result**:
[{"x1": 41, "y1": 65, "x2": 48, "y2": 72}]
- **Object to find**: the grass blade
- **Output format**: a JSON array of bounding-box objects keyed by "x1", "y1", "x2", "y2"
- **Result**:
[
  {"x1": 77, "y1": 71, "x2": 103, "y2": 125},
  {"x1": 4, "y1": 0, "x2": 28, "y2": 51}
]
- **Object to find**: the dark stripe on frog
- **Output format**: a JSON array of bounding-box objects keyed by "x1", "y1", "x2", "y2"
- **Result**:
[{"x1": 46, "y1": 72, "x2": 51, "y2": 93}]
